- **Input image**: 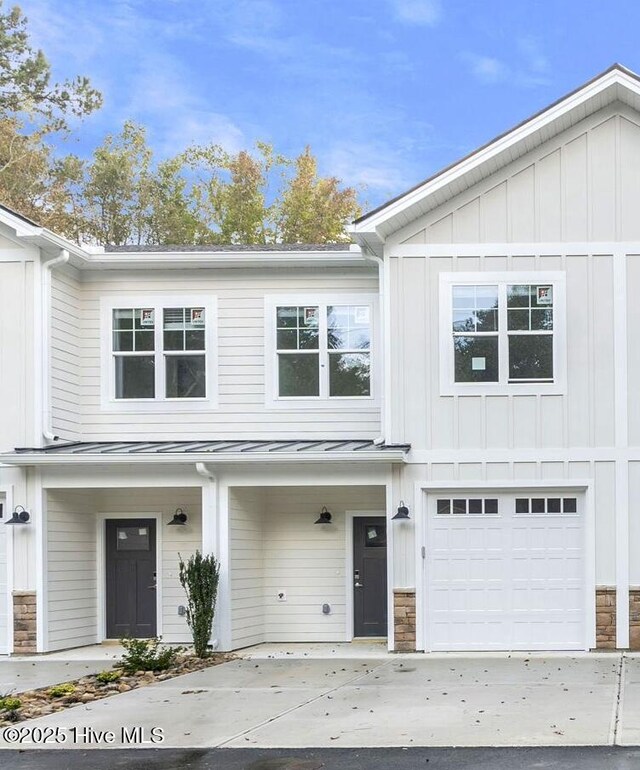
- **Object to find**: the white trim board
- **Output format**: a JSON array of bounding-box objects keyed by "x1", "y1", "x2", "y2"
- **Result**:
[{"x1": 96, "y1": 512, "x2": 163, "y2": 643}]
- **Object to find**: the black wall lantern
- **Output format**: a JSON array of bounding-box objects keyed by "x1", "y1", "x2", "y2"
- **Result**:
[
  {"x1": 314, "y1": 506, "x2": 332, "y2": 525},
  {"x1": 392, "y1": 501, "x2": 410, "y2": 520},
  {"x1": 168, "y1": 507, "x2": 188, "y2": 526},
  {"x1": 6, "y1": 505, "x2": 30, "y2": 525}
]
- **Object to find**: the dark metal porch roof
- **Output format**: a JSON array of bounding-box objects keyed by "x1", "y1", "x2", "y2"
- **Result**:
[{"x1": 3, "y1": 439, "x2": 410, "y2": 465}]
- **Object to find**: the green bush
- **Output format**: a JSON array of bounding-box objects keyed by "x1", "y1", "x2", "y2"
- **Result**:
[
  {"x1": 47, "y1": 683, "x2": 76, "y2": 698},
  {"x1": 178, "y1": 551, "x2": 220, "y2": 658},
  {"x1": 96, "y1": 669, "x2": 121, "y2": 684},
  {"x1": 0, "y1": 696, "x2": 21, "y2": 712},
  {"x1": 119, "y1": 637, "x2": 182, "y2": 674}
]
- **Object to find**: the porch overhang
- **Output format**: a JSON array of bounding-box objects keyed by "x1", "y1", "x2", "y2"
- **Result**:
[{"x1": 1, "y1": 439, "x2": 410, "y2": 466}]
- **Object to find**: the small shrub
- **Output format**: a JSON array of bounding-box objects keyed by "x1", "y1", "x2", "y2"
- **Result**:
[
  {"x1": 0, "y1": 696, "x2": 21, "y2": 712},
  {"x1": 47, "y1": 683, "x2": 76, "y2": 698},
  {"x1": 179, "y1": 551, "x2": 220, "y2": 658},
  {"x1": 119, "y1": 637, "x2": 182, "y2": 674},
  {"x1": 96, "y1": 670, "x2": 121, "y2": 684}
]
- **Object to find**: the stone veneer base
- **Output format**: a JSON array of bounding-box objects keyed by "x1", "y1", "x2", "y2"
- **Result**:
[
  {"x1": 13, "y1": 591, "x2": 37, "y2": 654},
  {"x1": 393, "y1": 589, "x2": 416, "y2": 652}
]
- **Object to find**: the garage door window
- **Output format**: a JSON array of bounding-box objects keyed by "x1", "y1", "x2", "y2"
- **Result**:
[
  {"x1": 437, "y1": 498, "x2": 499, "y2": 515},
  {"x1": 515, "y1": 497, "x2": 578, "y2": 514}
]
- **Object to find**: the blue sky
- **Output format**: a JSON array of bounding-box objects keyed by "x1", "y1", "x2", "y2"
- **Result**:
[{"x1": 17, "y1": 0, "x2": 640, "y2": 210}]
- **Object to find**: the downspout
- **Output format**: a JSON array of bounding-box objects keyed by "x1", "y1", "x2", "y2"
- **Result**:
[
  {"x1": 42, "y1": 249, "x2": 69, "y2": 442},
  {"x1": 361, "y1": 246, "x2": 388, "y2": 445},
  {"x1": 195, "y1": 462, "x2": 219, "y2": 650}
]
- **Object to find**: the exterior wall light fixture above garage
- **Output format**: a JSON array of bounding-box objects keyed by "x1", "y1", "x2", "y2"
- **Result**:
[
  {"x1": 5, "y1": 505, "x2": 30, "y2": 525},
  {"x1": 392, "y1": 501, "x2": 410, "y2": 520}
]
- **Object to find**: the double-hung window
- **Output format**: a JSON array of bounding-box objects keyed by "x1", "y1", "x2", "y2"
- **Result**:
[
  {"x1": 104, "y1": 297, "x2": 216, "y2": 407},
  {"x1": 440, "y1": 273, "x2": 565, "y2": 394},
  {"x1": 269, "y1": 296, "x2": 377, "y2": 403}
]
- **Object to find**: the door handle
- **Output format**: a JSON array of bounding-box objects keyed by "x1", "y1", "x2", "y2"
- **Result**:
[{"x1": 354, "y1": 582, "x2": 363, "y2": 588}]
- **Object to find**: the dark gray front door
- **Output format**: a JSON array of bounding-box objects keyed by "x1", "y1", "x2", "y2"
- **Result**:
[
  {"x1": 106, "y1": 519, "x2": 157, "y2": 638},
  {"x1": 353, "y1": 517, "x2": 387, "y2": 637}
]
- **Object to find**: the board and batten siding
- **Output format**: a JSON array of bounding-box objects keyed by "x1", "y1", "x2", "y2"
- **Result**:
[
  {"x1": 46, "y1": 490, "x2": 98, "y2": 651},
  {"x1": 95, "y1": 487, "x2": 201, "y2": 644},
  {"x1": 228, "y1": 485, "x2": 385, "y2": 648},
  {"x1": 392, "y1": 105, "x2": 640, "y2": 246},
  {"x1": 389, "y1": 251, "x2": 615, "y2": 452},
  {"x1": 51, "y1": 267, "x2": 81, "y2": 441},
  {"x1": 0, "y1": 255, "x2": 35, "y2": 451},
  {"x1": 50, "y1": 266, "x2": 380, "y2": 441},
  {"x1": 0, "y1": 495, "x2": 7, "y2": 654}
]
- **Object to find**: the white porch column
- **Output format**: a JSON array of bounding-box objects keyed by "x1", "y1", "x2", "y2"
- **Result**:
[{"x1": 195, "y1": 464, "x2": 231, "y2": 651}]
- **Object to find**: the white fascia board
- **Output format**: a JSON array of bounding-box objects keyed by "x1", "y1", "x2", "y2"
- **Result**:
[
  {"x1": 82, "y1": 250, "x2": 364, "y2": 270},
  {"x1": 0, "y1": 451, "x2": 408, "y2": 466},
  {"x1": 353, "y1": 68, "x2": 640, "y2": 237}
]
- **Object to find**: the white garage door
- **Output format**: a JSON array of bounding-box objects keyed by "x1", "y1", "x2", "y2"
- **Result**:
[
  {"x1": 425, "y1": 491, "x2": 586, "y2": 651},
  {"x1": 0, "y1": 499, "x2": 8, "y2": 655}
]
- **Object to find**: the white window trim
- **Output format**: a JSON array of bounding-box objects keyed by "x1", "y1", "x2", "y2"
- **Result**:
[
  {"x1": 439, "y1": 271, "x2": 567, "y2": 396},
  {"x1": 264, "y1": 293, "x2": 380, "y2": 410},
  {"x1": 100, "y1": 295, "x2": 218, "y2": 412}
]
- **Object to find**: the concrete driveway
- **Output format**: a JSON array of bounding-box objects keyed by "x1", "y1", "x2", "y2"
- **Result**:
[{"x1": 1, "y1": 651, "x2": 637, "y2": 749}]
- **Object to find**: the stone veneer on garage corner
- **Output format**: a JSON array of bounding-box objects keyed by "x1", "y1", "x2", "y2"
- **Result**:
[
  {"x1": 393, "y1": 589, "x2": 416, "y2": 652},
  {"x1": 595, "y1": 587, "x2": 616, "y2": 649},
  {"x1": 629, "y1": 588, "x2": 640, "y2": 651},
  {"x1": 12, "y1": 591, "x2": 37, "y2": 654}
]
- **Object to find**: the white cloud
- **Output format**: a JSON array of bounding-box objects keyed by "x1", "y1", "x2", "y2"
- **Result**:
[
  {"x1": 324, "y1": 141, "x2": 416, "y2": 199},
  {"x1": 463, "y1": 43, "x2": 552, "y2": 88},
  {"x1": 391, "y1": 0, "x2": 442, "y2": 26},
  {"x1": 464, "y1": 54, "x2": 509, "y2": 85}
]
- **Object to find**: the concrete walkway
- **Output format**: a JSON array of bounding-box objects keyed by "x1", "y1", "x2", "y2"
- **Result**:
[{"x1": 1, "y1": 651, "x2": 638, "y2": 749}]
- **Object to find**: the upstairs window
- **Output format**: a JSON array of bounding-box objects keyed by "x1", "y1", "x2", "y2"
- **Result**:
[
  {"x1": 271, "y1": 298, "x2": 376, "y2": 402},
  {"x1": 109, "y1": 301, "x2": 213, "y2": 402},
  {"x1": 440, "y1": 273, "x2": 565, "y2": 395}
]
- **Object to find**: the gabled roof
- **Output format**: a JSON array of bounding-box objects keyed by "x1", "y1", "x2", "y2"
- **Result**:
[
  {"x1": 1, "y1": 439, "x2": 410, "y2": 465},
  {"x1": 351, "y1": 63, "x2": 640, "y2": 254}
]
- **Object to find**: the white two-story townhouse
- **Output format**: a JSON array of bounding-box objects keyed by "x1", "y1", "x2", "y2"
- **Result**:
[
  {"x1": 0, "y1": 216, "x2": 408, "y2": 655},
  {"x1": 2, "y1": 62, "x2": 640, "y2": 656}
]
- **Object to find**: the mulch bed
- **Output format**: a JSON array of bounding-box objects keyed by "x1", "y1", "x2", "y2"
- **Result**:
[{"x1": 0, "y1": 652, "x2": 234, "y2": 726}]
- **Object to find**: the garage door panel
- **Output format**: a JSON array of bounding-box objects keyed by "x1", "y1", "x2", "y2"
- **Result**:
[{"x1": 426, "y1": 491, "x2": 586, "y2": 652}]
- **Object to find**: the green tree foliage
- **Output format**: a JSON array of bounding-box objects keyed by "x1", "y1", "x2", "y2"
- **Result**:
[
  {"x1": 277, "y1": 146, "x2": 360, "y2": 243},
  {"x1": 0, "y1": 3, "x2": 361, "y2": 245},
  {"x1": 178, "y1": 551, "x2": 220, "y2": 658},
  {"x1": 0, "y1": 3, "x2": 101, "y2": 139}
]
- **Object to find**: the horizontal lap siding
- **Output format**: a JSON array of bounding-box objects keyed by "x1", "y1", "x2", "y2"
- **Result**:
[
  {"x1": 75, "y1": 267, "x2": 380, "y2": 441},
  {"x1": 229, "y1": 488, "x2": 265, "y2": 648},
  {"x1": 96, "y1": 488, "x2": 201, "y2": 644},
  {"x1": 51, "y1": 268, "x2": 81, "y2": 441},
  {"x1": 262, "y1": 485, "x2": 385, "y2": 643},
  {"x1": 47, "y1": 490, "x2": 98, "y2": 650}
]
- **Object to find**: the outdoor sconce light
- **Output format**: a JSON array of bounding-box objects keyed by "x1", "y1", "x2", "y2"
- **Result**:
[
  {"x1": 6, "y1": 505, "x2": 30, "y2": 525},
  {"x1": 168, "y1": 507, "x2": 188, "y2": 526},
  {"x1": 314, "y1": 506, "x2": 332, "y2": 525},
  {"x1": 392, "y1": 501, "x2": 410, "y2": 521}
]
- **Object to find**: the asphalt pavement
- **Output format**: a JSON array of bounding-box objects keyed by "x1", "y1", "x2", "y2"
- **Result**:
[{"x1": 4, "y1": 747, "x2": 640, "y2": 770}]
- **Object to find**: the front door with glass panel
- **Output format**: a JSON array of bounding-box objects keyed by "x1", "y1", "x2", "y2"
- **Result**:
[
  {"x1": 353, "y1": 517, "x2": 387, "y2": 637},
  {"x1": 106, "y1": 519, "x2": 157, "y2": 638}
]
